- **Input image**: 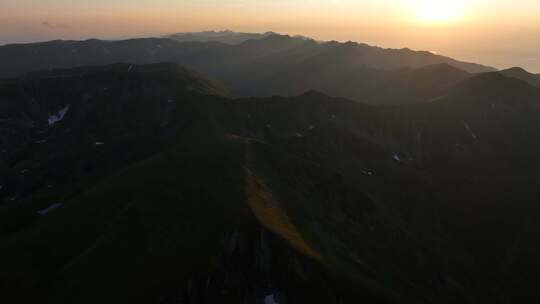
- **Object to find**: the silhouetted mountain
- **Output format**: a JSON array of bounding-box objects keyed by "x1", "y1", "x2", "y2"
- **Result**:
[
  {"x1": 0, "y1": 33, "x2": 496, "y2": 104},
  {"x1": 245, "y1": 62, "x2": 472, "y2": 105},
  {"x1": 1, "y1": 64, "x2": 540, "y2": 303},
  {"x1": 168, "y1": 30, "x2": 278, "y2": 44},
  {"x1": 500, "y1": 67, "x2": 540, "y2": 87}
]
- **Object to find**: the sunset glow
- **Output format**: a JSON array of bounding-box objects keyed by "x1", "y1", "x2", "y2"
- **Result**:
[
  {"x1": 2, "y1": 0, "x2": 540, "y2": 302},
  {"x1": 1, "y1": 0, "x2": 540, "y2": 72},
  {"x1": 414, "y1": 0, "x2": 465, "y2": 23}
]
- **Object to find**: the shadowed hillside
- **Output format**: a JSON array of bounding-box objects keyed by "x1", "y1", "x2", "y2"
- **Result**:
[
  {"x1": 500, "y1": 67, "x2": 540, "y2": 88},
  {"x1": 1, "y1": 64, "x2": 540, "y2": 303}
]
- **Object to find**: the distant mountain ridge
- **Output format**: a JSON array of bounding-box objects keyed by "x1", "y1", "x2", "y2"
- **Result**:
[
  {"x1": 167, "y1": 30, "x2": 279, "y2": 44},
  {"x1": 0, "y1": 32, "x2": 497, "y2": 104}
]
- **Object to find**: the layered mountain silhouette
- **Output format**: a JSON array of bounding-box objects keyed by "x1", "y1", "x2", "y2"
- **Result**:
[
  {"x1": 500, "y1": 67, "x2": 540, "y2": 88},
  {"x1": 2, "y1": 62, "x2": 540, "y2": 303},
  {"x1": 0, "y1": 32, "x2": 496, "y2": 104},
  {"x1": 167, "y1": 30, "x2": 279, "y2": 44}
]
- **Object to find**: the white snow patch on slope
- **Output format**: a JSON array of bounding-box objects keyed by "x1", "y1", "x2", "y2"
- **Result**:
[
  {"x1": 37, "y1": 203, "x2": 62, "y2": 216},
  {"x1": 393, "y1": 153, "x2": 401, "y2": 162},
  {"x1": 463, "y1": 122, "x2": 478, "y2": 140},
  {"x1": 362, "y1": 169, "x2": 374, "y2": 176},
  {"x1": 48, "y1": 105, "x2": 70, "y2": 126}
]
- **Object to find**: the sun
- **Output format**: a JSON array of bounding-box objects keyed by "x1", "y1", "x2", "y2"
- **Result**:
[{"x1": 414, "y1": 0, "x2": 465, "y2": 23}]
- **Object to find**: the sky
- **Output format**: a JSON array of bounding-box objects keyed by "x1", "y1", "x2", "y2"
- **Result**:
[{"x1": 2, "y1": 0, "x2": 540, "y2": 72}]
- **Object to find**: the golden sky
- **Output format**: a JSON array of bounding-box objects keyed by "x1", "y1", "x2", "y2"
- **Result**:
[{"x1": 2, "y1": 0, "x2": 540, "y2": 71}]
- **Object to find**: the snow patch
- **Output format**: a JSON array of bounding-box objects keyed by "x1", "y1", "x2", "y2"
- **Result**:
[
  {"x1": 37, "y1": 203, "x2": 63, "y2": 216},
  {"x1": 362, "y1": 169, "x2": 374, "y2": 176},
  {"x1": 295, "y1": 133, "x2": 304, "y2": 138},
  {"x1": 128, "y1": 64, "x2": 134, "y2": 72},
  {"x1": 463, "y1": 122, "x2": 478, "y2": 140},
  {"x1": 393, "y1": 153, "x2": 401, "y2": 162},
  {"x1": 95, "y1": 142, "x2": 105, "y2": 146},
  {"x1": 48, "y1": 105, "x2": 70, "y2": 126}
]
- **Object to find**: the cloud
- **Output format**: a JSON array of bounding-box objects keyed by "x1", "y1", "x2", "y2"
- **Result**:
[{"x1": 41, "y1": 21, "x2": 69, "y2": 30}]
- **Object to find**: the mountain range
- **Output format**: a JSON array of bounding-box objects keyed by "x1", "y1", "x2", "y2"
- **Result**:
[
  {"x1": 2, "y1": 31, "x2": 540, "y2": 303},
  {"x1": 0, "y1": 32, "x2": 500, "y2": 104},
  {"x1": 167, "y1": 30, "x2": 280, "y2": 45},
  {"x1": 2, "y1": 60, "x2": 540, "y2": 303}
]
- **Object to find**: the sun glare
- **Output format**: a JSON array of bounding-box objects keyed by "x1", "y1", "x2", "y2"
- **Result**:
[{"x1": 414, "y1": 0, "x2": 465, "y2": 24}]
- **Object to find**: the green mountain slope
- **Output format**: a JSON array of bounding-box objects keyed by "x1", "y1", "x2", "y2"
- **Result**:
[
  {"x1": 2, "y1": 65, "x2": 540, "y2": 303},
  {"x1": 0, "y1": 63, "x2": 229, "y2": 233}
]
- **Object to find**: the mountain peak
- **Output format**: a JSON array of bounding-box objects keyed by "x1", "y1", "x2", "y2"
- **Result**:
[
  {"x1": 449, "y1": 71, "x2": 540, "y2": 102},
  {"x1": 500, "y1": 66, "x2": 540, "y2": 87},
  {"x1": 504, "y1": 66, "x2": 529, "y2": 73},
  {"x1": 299, "y1": 89, "x2": 329, "y2": 99}
]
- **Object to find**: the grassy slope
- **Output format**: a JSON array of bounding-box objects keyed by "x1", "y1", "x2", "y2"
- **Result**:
[
  {"x1": 0, "y1": 125, "x2": 395, "y2": 303},
  {"x1": 3, "y1": 70, "x2": 540, "y2": 303},
  {"x1": 1, "y1": 132, "x2": 247, "y2": 302}
]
